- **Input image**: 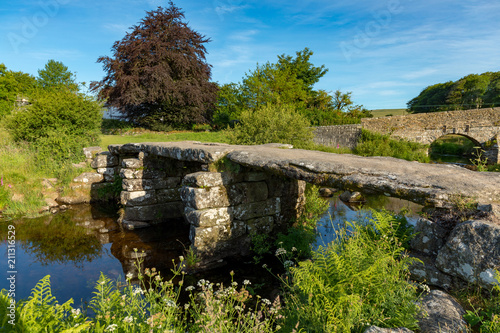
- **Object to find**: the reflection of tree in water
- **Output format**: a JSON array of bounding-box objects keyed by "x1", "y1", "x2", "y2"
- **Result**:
[{"x1": 15, "y1": 211, "x2": 102, "y2": 267}]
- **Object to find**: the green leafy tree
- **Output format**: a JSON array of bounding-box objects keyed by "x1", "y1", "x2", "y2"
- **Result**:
[
  {"x1": 462, "y1": 74, "x2": 490, "y2": 109},
  {"x1": 37, "y1": 59, "x2": 77, "y2": 91},
  {"x1": 276, "y1": 47, "x2": 328, "y2": 91},
  {"x1": 408, "y1": 71, "x2": 500, "y2": 113},
  {"x1": 240, "y1": 62, "x2": 309, "y2": 109},
  {"x1": 0, "y1": 64, "x2": 37, "y2": 117},
  {"x1": 91, "y1": 2, "x2": 218, "y2": 129}
]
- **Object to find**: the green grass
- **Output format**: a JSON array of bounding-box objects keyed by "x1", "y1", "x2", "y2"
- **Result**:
[
  {"x1": 100, "y1": 130, "x2": 230, "y2": 149},
  {"x1": 370, "y1": 109, "x2": 409, "y2": 118}
]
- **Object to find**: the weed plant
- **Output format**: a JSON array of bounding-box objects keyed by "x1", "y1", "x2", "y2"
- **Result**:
[
  {"x1": 462, "y1": 271, "x2": 500, "y2": 332},
  {"x1": 0, "y1": 254, "x2": 280, "y2": 332}
]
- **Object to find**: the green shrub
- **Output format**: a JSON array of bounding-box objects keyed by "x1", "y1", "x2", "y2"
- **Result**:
[
  {"x1": 6, "y1": 89, "x2": 102, "y2": 171},
  {"x1": 226, "y1": 104, "x2": 314, "y2": 148},
  {"x1": 354, "y1": 130, "x2": 430, "y2": 163},
  {"x1": 278, "y1": 210, "x2": 422, "y2": 332}
]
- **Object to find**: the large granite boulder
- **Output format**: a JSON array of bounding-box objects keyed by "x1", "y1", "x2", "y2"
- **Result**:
[
  {"x1": 410, "y1": 218, "x2": 449, "y2": 256},
  {"x1": 417, "y1": 290, "x2": 467, "y2": 333},
  {"x1": 435, "y1": 220, "x2": 500, "y2": 288}
]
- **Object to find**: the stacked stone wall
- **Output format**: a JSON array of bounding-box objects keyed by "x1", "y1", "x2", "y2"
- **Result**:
[
  {"x1": 180, "y1": 171, "x2": 305, "y2": 260},
  {"x1": 312, "y1": 124, "x2": 362, "y2": 149},
  {"x1": 90, "y1": 144, "x2": 306, "y2": 263},
  {"x1": 360, "y1": 108, "x2": 500, "y2": 163}
]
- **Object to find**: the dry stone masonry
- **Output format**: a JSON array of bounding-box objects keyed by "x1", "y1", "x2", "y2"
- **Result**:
[
  {"x1": 87, "y1": 141, "x2": 500, "y2": 265},
  {"x1": 89, "y1": 142, "x2": 305, "y2": 263},
  {"x1": 313, "y1": 108, "x2": 500, "y2": 163}
]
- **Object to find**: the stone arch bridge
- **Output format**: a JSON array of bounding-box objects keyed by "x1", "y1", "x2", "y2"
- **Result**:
[
  {"x1": 313, "y1": 108, "x2": 500, "y2": 163},
  {"x1": 87, "y1": 141, "x2": 500, "y2": 265}
]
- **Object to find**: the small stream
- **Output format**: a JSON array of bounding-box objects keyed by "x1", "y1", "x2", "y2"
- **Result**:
[{"x1": 0, "y1": 192, "x2": 422, "y2": 306}]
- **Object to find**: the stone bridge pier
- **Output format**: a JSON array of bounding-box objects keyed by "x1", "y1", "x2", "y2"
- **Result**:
[{"x1": 93, "y1": 143, "x2": 305, "y2": 264}]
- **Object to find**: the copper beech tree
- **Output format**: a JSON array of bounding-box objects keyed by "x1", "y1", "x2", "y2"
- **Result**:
[{"x1": 91, "y1": 2, "x2": 217, "y2": 129}]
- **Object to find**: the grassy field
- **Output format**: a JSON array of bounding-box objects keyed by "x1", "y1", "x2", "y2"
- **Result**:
[
  {"x1": 100, "y1": 130, "x2": 230, "y2": 149},
  {"x1": 370, "y1": 108, "x2": 409, "y2": 117}
]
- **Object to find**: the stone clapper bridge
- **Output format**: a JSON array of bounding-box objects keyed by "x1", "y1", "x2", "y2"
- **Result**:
[
  {"x1": 314, "y1": 107, "x2": 500, "y2": 163},
  {"x1": 89, "y1": 140, "x2": 500, "y2": 266}
]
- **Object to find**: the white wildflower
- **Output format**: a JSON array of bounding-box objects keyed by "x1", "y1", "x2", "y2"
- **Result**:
[
  {"x1": 124, "y1": 316, "x2": 134, "y2": 323},
  {"x1": 197, "y1": 279, "x2": 206, "y2": 287},
  {"x1": 71, "y1": 308, "x2": 81, "y2": 318},
  {"x1": 275, "y1": 248, "x2": 287, "y2": 256},
  {"x1": 186, "y1": 286, "x2": 195, "y2": 292},
  {"x1": 133, "y1": 287, "x2": 144, "y2": 295},
  {"x1": 243, "y1": 279, "x2": 251, "y2": 286},
  {"x1": 291, "y1": 247, "x2": 297, "y2": 252},
  {"x1": 284, "y1": 260, "x2": 294, "y2": 268},
  {"x1": 165, "y1": 299, "x2": 177, "y2": 308},
  {"x1": 231, "y1": 281, "x2": 238, "y2": 287},
  {"x1": 179, "y1": 255, "x2": 184, "y2": 261},
  {"x1": 105, "y1": 324, "x2": 118, "y2": 332},
  {"x1": 262, "y1": 298, "x2": 271, "y2": 306}
]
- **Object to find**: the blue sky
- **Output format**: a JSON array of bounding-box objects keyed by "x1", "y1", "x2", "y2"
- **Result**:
[{"x1": 1, "y1": 0, "x2": 500, "y2": 109}]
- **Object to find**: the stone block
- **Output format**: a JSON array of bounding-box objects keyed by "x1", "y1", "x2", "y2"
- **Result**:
[
  {"x1": 83, "y1": 146, "x2": 102, "y2": 159},
  {"x1": 122, "y1": 158, "x2": 143, "y2": 169},
  {"x1": 73, "y1": 172, "x2": 103, "y2": 184},
  {"x1": 246, "y1": 216, "x2": 274, "y2": 233},
  {"x1": 121, "y1": 190, "x2": 157, "y2": 206},
  {"x1": 189, "y1": 222, "x2": 247, "y2": 252},
  {"x1": 182, "y1": 171, "x2": 243, "y2": 187},
  {"x1": 184, "y1": 206, "x2": 232, "y2": 227},
  {"x1": 410, "y1": 218, "x2": 448, "y2": 256},
  {"x1": 91, "y1": 151, "x2": 118, "y2": 168},
  {"x1": 435, "y1": 219, "x2": 500, "y2": 288},
  {"x1": 180, "y1": 186, "x2": 230, "y2": 210},
  {"x1": 97, "y1": 167, "x2": 118, "y2": 182},
  {"x1": 122, "y1": 177, "x2": 181, "y2": 191},
  {"x1": 227, "y1": 182, "x2": 268, "y2": 205},
  {"x1": 120, "y1": 168, "x2": 143, "y2": 179},
  {"x1": 124, "y1": 202, "x2": 183, "y2": 221},
  {"x1": 232, "y1": 198, "x2": 280, "y2": 220},
  {"x1": 156, "y1": 188, "x2": 181, "y2": 202},
  {"x1": 244, "y1": 172, "x2": 268, "y2": 182}
]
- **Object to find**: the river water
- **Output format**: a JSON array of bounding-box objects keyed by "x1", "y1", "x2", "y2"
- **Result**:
[{"x1": 0, "y1": 192, "x2": 422, "y2": 306}]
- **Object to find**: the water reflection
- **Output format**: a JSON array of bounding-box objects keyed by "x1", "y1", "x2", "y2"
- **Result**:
[
  {"x1": 315, "y1": 193, "x2": 422, "y2": 249},
  {"x1": 0, "y1": 194, "x2": 422, "y2": 306},
  {"x1": 0, "y1": 204, "x2": 189, "y2": 306}
]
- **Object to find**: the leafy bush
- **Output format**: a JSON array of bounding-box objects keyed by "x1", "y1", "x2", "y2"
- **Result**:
[
  {"x1": 226, "y1": 103, "x2": 314, "y2": 148},
  {"x1": 6, "y1": 89, "x2": 102, "y2": 168},
  {"x1": 354, "y1": 129, "x2": 430, "y2": 163},
  {"x1": 279, "y1": 210, "x2": 421, "y2": 332}
]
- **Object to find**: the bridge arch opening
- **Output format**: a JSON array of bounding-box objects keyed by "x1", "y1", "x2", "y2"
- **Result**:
[{"x1": 429, "y1": 134, "x2": 480, "y2": 164}]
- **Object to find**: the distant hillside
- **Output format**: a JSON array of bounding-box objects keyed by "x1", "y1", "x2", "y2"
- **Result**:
[{"x1": 370, "y1": 109, "x2": 409, "y2": 118}]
